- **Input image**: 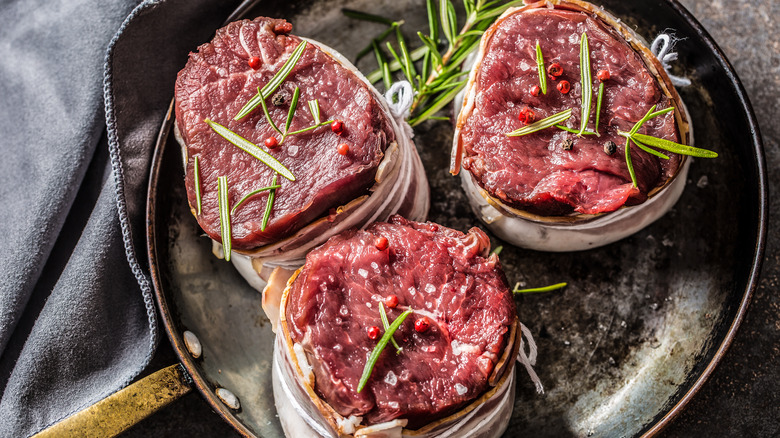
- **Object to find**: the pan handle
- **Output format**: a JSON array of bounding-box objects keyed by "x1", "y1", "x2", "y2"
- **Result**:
[{"x1": 32, "y1": 364, "x2": 192, "y2": 438}]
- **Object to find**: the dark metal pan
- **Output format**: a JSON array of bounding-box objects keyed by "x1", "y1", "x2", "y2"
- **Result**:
[{"x1": 35, "y1": 0, "x2": 766, "y2": 437}]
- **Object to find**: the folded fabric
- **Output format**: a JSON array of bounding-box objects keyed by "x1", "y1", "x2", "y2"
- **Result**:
[{"x1": 0, "y1": 0, "x2": 237, "y2": 435}]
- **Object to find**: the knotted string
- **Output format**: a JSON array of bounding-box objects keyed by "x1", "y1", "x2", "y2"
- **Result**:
[
  {"x1": 384, "y1": 81, "x2": 416, "y2": 139},
  {"x1": 651, "y1": 33, "x2": 691, "y2": 87},
  {"x1": 517, "y1": 322, "x2": 544, "y2": 394},
  {"x1": 385, "y1": 80, "x2": 414, "y2": 119}
]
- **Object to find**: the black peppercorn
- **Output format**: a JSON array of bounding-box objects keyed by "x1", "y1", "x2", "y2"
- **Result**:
[
  {"x1": 562, "y1": 139, "x2": 574, "y2": 151},
  {"x1": 604, "y1": 141, "x2": 617, "y2": 155},
  {"x1": 272, "y1": 91, "x2": 288, "y2": 106}
]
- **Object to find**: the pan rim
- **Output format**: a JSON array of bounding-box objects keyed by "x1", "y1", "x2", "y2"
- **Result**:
[{"x1": 144, "y1": 1, "x2": 768, "y2": 437}]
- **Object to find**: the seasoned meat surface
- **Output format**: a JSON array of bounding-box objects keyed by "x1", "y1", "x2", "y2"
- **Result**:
[
  {"x1": 175, "y1": 17, "x2": 394, "y2": 249},
  {"x1": 460, "y1": 8, "x2": 680, "y2": 215},
  {"x1": 285, "y1": 216, "x2": 516, "y2": 428}
]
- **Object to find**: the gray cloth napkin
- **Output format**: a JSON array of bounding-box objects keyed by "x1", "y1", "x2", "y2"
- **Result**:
[{"x1": 0, "y1": 0, "x2": 236, "y2": 435}]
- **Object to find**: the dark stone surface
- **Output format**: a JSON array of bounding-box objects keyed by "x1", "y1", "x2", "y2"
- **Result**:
[
  {"x1": 122, "y1": 0, "x2": 779, "y2": 436},
  {"x1": 661, "y1": 0, "x2": 780, "y2": 436}
]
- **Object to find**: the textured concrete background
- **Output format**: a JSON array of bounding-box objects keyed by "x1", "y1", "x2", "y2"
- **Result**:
[
  {"x1": 662, "y1": 0, "x2": 779, "y2": 436},
  {"x1": 121, "y1": 0, "x2": 780, "y2": 436}
]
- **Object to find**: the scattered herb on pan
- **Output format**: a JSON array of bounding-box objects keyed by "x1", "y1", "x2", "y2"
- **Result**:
[
  {"x1": 358, "y1": 308, "x2": 413, "y2": 392},
  {"x1": 261, "y1": 174, "x2": 279, "y2": 232},
  {"x1": 378, "y1": 302, "x2": 403, "y2": 354},
  {"x1": 193, "y1": 156, "x2": 202, "y2": 215},
  {"x1": 506, "y1": 109, "x2": 572, "y2": 137},
  {"x1": 344, "y1": 0, "x2": 526, "y2": 126},
  {"x1": 513, "y1": 282, "x2": 567, "y2": 294},
  {"x1": 217, "y1": 176, "x2": 232, "y2": 262},
  {"x1": 235, "y1": 41, "x2": 308, "y2": 120},
  {"x1": 578, "y1": 32, "x2": 592, "y2": 136},
  {"x1": 205, "y1": 119, "x2": 296, "y2": 181},
  {"x1": 535, "y1": 42, "x2": 547, "y2": 95}
]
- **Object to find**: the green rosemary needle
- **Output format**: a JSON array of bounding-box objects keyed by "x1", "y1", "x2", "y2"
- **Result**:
[
  {"x1": 506, "y1": 109, "x2": 572, "y2": 137},
  {"x1": 513, "y1": 282, "x2": 567, "y2": 294},
  {"x1": 307, "y1": 99, "x2": 321, "y2": 125},
  {"x1": 358, "y1": 308, "x2": 413, "y2": 393},
  {"x1": 632, "y1": 137, "x2": 670, "y2": 160},
  {"x1": 261, "y1": 174, "x2": 278, "y2": 232},
  {"x1": 628, "y1": 133, "x2": 718, "y2": 158},
  {"x1": 193, "y1": 156, "x2": 202, "y2": 216},
  {"x1": 234, "y1": 41, "x2": 308, "y2": 120},
  {"x1": 217, "y1": 176, "x2": 232, "y2": 262},
  {"x1": 285, "y1": 119, "x2": 335, "y2": 137},
  {"x1": 625, "y1": 136, "x2": 638, "y2": 187},
  {"x1": 536, "y1": 42, "x2": 547, "y2": 94},
  {"x1": 578, "y1": 32, "x2": 592, "y2": 136},
  {"x1": 205, "y1": 119, "x2": 295, "y2": 181},
  {"x1": 281, "y1": 87, "x2": 301, "y2": 143},
  {"x1": 258, "y1": 87, "x2": 281, "y2": 136},
  {"x1": 341, "y1": 8, "x2": 395, "y2": 25},
  {"x1": 230, "y1": 183, "x2": 282, "y2": 215},
  {"x1": 594, "y1": 82, "x2": 604, "y2": 135},
  {"x1": 378, "y1": 302, "x2": 403, "y2": 354}
]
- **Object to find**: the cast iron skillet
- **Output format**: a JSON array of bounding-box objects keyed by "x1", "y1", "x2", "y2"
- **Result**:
[{"x1": 128, "y1": 0, "x2": 768, "y2": 437}]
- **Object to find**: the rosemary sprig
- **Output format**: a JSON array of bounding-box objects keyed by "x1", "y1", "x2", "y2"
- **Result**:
[
  {"x1": 536, "y1": 42, "x2": 547, "y2": 94},
  {"x1": 506, "y1": 109, "x2": 572, "y2": 137},
  {"x1": 378, "y1": 302, "x2": 403, "y2": 354},
  {"x1": 231, "y1": 183, "x2": 282, "y2": 215},
  {"x1": 205, "y1": 119, "x2": 296, "y2": 181},
  {"x1": 217, "y1": 176, "x2": 232, "y2": 262},
  {"x1": 594, "y1": 82, "x2": 604, "y2": 135},
  {"x1": 358, "y1": 308, "x2": 413, "y2": 393},
  {"x1": 396, "y1": 26, "x2": 417, "y2": 83},
  {"x1": 346, "y1": 0, "x2": 526, "y2": 125},
  {"x1": 513, "y1": 282, "x2": 567, "y2": 294},
  {"x1": 617, "y1": 105, "x2": 717, "y2": 186},
  {"x1": 234, "y1": 41, "x2": 308, "y2": 120},
  {"x1": 193, "y1": 156, "x2": 202, "y2": 215},
  {"x1": 261, "y1": 174, "x2": 278, "y2": 232},
  {"x1": 578, "y1": 32, "x2": 592, "y2": 136},
  {"x1": 491, "y1": 245, "x2": 503, "y2": 255}
]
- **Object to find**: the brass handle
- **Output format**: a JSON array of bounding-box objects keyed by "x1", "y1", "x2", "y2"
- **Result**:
[{"x1": 33, "y1": 364, "x2": 192, "y2": 438}]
